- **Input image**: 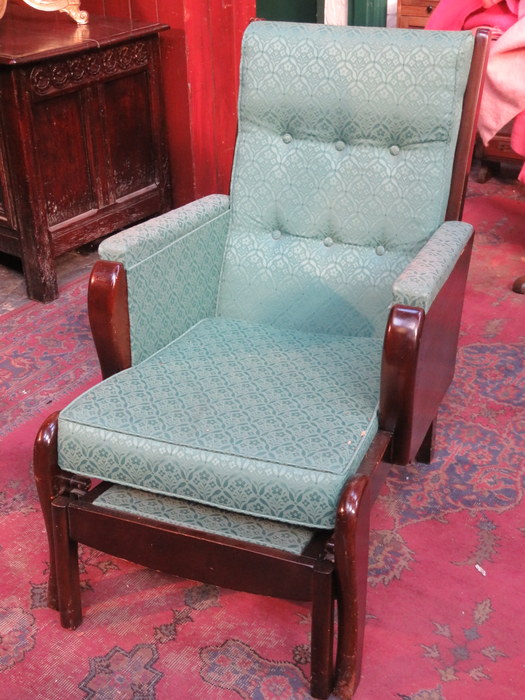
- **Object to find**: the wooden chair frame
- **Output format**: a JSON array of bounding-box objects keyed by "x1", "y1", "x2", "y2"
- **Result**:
[{"x1": 33, "y1": 29, "x2": 489, "y2": 699}]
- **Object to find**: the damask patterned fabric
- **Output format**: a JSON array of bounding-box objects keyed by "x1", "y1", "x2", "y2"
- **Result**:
[
  {"x1": 95, "y1": 484, "x2": 317, "y2": 554},
  {"x1": 100, "y1": 196, "x2": 231, "y2": 364},
  {"x1": 58, "y1": 24, "x2": 477, "y2": 535},
  {"x1": 218, "y1": 23, "x2": 475, "y2": 336},
  {"x1": 217, "y1": 229, "x2": 412, "y2": 337},
  {"x1": 58, "y1": 318, "x2": 382, "y2": 529},
  {"x1": 99, "y1": 195, "x2": 230, "y2": 268},
  {"x1": 393, "y1": 221, "x2": 473, "y2": 311}
]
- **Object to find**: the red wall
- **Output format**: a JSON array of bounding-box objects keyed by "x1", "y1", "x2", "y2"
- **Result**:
[{"x1": 81, "y1": 0, "x2": 256, "y2": 206}]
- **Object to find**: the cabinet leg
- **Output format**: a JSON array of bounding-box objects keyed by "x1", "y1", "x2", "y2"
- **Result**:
[{"x1": 22, "y1": 251, "x2": 58, "y2": 302}]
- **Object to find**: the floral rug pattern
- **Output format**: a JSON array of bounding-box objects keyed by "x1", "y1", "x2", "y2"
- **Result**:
[{"x1": 0, "y1": 180, "x2": 524, "y2": 699}]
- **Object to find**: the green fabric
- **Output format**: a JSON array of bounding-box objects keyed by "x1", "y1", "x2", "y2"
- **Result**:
[
  {"x1": 59, "y1": 23, "x2": 477, "y2": 536},
  {"x1": 217, "y1": 229, "x2": 412, "y2": 337},
  {"x1": 99, "y1": 195, "x2": 230, "y2": 268},
  {"x1": 99, "y1": 196, "x2": 230, "y2": 365},
  {"x1": 392, "y1": 221, "x2": 474, "y2": 311},
  {"x1": 217, "y1": 23, "x2": 475, "y2": 336},
  {"x1": 95, "y1": 484, "x2": 317, "y2": 555},
  {"x1": 59, "y1": 318, "x2": 382, "y2": 529}
]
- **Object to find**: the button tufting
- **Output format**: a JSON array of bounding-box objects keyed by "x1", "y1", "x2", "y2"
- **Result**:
[
  {"x1": 282, "y1": 133, "x2": 293, "y2": 144},
  {"x1": 375, "y1": 245, "x2": 386, "y2": 256},
  {"x1": 323, "y1": 236, "x2": 334, "y2": 247},
  {"x1": 389, "y1": 145, "x2": 400, "y2": 156},
  {"x1": 272, "y1": 229, "x2": 282, "y2": 240},
  {"x1": 334, "y1": 140, "x2": 345, "y2": 152}
]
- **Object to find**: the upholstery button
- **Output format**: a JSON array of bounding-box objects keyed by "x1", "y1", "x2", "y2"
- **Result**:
[
  {"x1": 375, "y1": 244, "x2": 386, "y2": 256},
  {"x1": 282, "y1": 133, "x2": 293, "y2": 144},
  {"x1": 323, "y1": 236, "x2": 334, "y2": 247},
  {"x1": 335, "y1": 140, "x2": 345, "y2": 151},
  {"x1": 272, "y1": 229, "x2": 282, "y2": 240},
  {"x1": 389, "y1": 145, "x2": 400, "y2": 156}
]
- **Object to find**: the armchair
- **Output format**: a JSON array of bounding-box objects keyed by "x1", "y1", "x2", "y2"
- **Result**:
[{"x1": 34, "y1": 22, "x2": 489, "y2": 699}]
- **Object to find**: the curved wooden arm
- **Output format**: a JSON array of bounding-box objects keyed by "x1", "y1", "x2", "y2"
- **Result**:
[
  {"x1": 379, "y1": 304, "x2": 424, "y2": 464},
  {"x1": 88, "y1": 260, "x2": 132, "y2": 379},
  {"x1": 332, "y1": 473, "x2": 370, "y2": 698}
]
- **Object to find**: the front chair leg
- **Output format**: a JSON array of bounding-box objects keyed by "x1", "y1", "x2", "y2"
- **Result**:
[
  {"x1": 33, "y1": 412, "x2": 89, "y2": 626},
  {"x1": 33, "y1": 413, "x2": 62, "y2": 610},
  {"x1": 52, "y1": 496, "x2": 83, "y2": 629},
  {"x1": 310, "y1": 557, "x2": 335, "y2": 698},
  {"x1": 333, "y1": 475, "x2": 371, "y2": 698}
]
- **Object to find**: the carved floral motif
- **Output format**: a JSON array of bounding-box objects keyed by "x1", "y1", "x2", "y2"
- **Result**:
[{"x1": 30, "y1": 42, "x2": 149, "y2": 95}]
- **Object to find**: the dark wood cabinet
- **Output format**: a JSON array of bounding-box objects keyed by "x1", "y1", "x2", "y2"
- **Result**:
[
  {"x1": 0, "y1": 5, "x2": 171, "y2": 301},
  {"x1": 397, "y1": 0, "x2": 439, "y2": 29}
]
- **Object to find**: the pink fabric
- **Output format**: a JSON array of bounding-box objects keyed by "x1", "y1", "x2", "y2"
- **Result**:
[
  {"x1": 425, "y1": 0, "x2": 514, "y2": 32},
  {"x1": 426, "y1": 0, "x2": 525, "y2": 182}
]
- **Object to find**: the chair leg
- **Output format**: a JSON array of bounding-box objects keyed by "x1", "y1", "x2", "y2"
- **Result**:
[
  {"x1": 33, "y1": 413, "x2": 61, "y2": 610},
  {"x1": 310, "y1": 558, "x2": 335, "y2": 699},
  {"x1": 333, "y1": 475, "x2": 371, "y2": 699},
  {"x1": 52, "y1": 496, "x2": 83, "y2": 629},
  {"x1": 415, "y1": 418, "x2": 436, "y2": 464}
]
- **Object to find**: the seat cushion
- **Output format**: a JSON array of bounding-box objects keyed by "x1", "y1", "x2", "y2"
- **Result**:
[{"x1": 58, "y1": 318, "x2": 382, "y2": 529}]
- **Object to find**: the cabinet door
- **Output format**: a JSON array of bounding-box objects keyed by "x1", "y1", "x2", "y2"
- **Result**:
[
  {"x1": 0, "y1": 92, "x2": 17, "y2": 239},
  {"x1": 0, "y1": 142, "x2": 9, "y2": 227},
  {"x1": 32, "y1": 90, "x2": 99, "y2": 229},
  {"x1": 101, "y1": 69, "x2": 158, "y2": 203}
]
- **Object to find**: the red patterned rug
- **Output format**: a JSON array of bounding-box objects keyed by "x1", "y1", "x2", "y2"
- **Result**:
[
  {"x1": 0, "y1": 278, "x2": 101, "y2": 437},
  {"x1": 0, "y1": 183, "x2": 524, "y2": 699}
]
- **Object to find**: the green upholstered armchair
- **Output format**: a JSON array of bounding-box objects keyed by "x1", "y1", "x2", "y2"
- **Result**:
[{"x1": 34, "y1": 22, "x2": 489, "y2": 699}]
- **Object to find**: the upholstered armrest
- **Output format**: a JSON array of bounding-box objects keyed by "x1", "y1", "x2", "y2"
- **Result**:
[
  {"x1": 392, "y1": 221, "x2": 474, "y2": 312},
  {"x1": 381, "y1": 221, "x2": 475, "y2": 465},
  {"x1": 99, "y1": 195, "x2": 230, "y2": 266},
  {"x1": 98, "y1": 195, "x2": 231, "y2": 365}
]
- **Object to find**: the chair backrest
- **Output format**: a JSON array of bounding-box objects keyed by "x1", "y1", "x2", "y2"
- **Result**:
[{"x1": 216, "y1": 22, "x2": 475, "y2": 337}]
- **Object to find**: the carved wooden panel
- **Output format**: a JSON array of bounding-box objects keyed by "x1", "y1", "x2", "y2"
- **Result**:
[
  {"x1": 102, "y1": 70, "x2": 157, "y2": 202},
  {"x1": 32, "y1": 91, "x2": 98, "y2": 228},
  {"x1": 0, "y1": 117, "x2": 15, "y2": 235},
  {"x1": 29, "y1": 42, "x2": 149, "y2": 97}
]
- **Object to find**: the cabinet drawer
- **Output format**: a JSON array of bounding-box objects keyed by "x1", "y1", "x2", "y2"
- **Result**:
[
  {"x1": 483, "y1": 135, "x2": 522, "y2": 161},
  {"x1": 399, "y1": 0, "x2": 439, "y2": 10},
  {"x1": 398, "y1": 15, "x2": 430, "y2": 28},
  {"x1": 397, "y1": 0, "x2": 439, "y2": 27}
]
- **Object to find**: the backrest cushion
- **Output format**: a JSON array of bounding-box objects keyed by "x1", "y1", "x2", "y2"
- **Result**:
[{"x1": 216, "y1": 22, "x2": 474, "y2": 336}]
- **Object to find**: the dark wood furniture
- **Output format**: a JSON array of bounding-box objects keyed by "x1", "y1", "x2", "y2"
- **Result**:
[
  {"x1": 397, "y1": 0, "x2": 440, "y2": 28},
  {"x1": 33, "y1": 29, "x2": 490, "y2": 700},
  {"x1": 0, "y1": 4, "x2": 170, "y2": 302},
  {"x1": 475, "y1": 119, "x2": 524, "y2": 183}
]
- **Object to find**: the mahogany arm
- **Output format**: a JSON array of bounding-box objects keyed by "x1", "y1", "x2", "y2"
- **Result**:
[
  {"x1": 379, "y1": 235, "x2": 474, "y2": 465},
  {"x1": 88, "y1": 260, "x2": 131, "y2": 379},
  {"x1": 331, "y1": 429, "x2": 391, "y2": 698}
]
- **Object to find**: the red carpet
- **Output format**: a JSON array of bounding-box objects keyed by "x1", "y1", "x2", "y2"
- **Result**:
[{"x1": 0, "y1": 183, "x2": 524, "y2": 699}]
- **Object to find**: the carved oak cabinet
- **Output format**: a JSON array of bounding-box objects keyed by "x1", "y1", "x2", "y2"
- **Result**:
[{"x1": 0, "y1": 5, "x2": 170, "y2": 301}]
